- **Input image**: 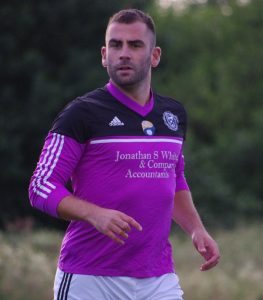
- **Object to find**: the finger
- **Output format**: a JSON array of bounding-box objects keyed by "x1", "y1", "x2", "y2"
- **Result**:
[
  {"x1": 122, "y1": 223, "x2": 131, "y2": 232},
  {"x1": 111, "y1": 224, "x2": 129, "y2": 239},
  {"x1": 113, "y1": 220, "x2": 131, "y2": 233},
  {"x1": 200, "y1": 255, "x2": 220, "y2": 271},
  {"x1": 122, "y1": 215, "x2": 142, "y2": 231},
  {"x1": 200, "y1": 260, "x2": 219, "y2": 271},
  {"x1": 194, "y1": 240, "x2": 206, "y2": 255},
  {"x1": 106, "y1": 230, "x2": 125, "y2": 245}
]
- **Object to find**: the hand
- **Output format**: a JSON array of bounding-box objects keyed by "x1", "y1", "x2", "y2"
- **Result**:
[
  {"x1": 192, "y1": 228, "x2": 220, "y2": 271},
  {"x1": 88, "y1": 206, "x2": 143, "y2": 245}
]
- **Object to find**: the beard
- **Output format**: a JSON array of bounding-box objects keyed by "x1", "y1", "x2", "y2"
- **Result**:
[{"x1": 107, "y1": 57, "x2": 151, "y2": 88}]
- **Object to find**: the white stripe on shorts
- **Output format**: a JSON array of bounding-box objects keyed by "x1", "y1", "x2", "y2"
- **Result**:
[{"x1": 54, "y1": 268, "x2": 184, "y2": 300}]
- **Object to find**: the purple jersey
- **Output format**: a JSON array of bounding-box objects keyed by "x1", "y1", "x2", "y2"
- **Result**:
[{"x1": 29, "y1": 82, "x2": 189, "y2": 277}]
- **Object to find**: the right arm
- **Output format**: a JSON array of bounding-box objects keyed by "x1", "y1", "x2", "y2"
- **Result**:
[
  {"x1": 29, "y1": 132, "x2": 142, "y2": 244},
  {"x1": 58, "y1": 195, "x2": 142, "y2": 244}
]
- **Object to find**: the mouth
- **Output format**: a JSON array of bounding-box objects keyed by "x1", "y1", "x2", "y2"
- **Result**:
[{"x1": 117, "y1": 65, "x2": 133, "y2": 71}]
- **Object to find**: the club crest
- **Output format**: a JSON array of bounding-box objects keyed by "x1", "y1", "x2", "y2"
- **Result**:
[
  {"x1": 141, "y1": 120, "x2": 156, "y2": 136},
  {"x1": 163, "y1": 111, "x2": 179, "y2": 131}
]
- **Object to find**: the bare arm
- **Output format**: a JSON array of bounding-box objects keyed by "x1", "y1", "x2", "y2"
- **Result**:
[
  {"x1": 57, "y1": 195, "x2": 142, "y2": 245},
  {"x1": 173, "y1": 190, "x2": 220, "y2": 271}
]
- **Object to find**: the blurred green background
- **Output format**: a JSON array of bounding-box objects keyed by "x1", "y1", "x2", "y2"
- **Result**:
[
  {"x1": 0, "y1": 0, "x2": 262, "y2": 299},
  {"x1": 1, "y1": 0, "x2": 262, "y2": 228}
]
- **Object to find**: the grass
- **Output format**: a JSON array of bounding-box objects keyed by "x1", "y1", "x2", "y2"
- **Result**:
[
  {"x1": 173, "y1": 224, "x2": 263, "y2": 300},
  {"x1": 0, "y1": 224, "x2": 262, "y2": 300},
  {"x1": 0, "y1": 230, "x2": 60, "y2": 300}
]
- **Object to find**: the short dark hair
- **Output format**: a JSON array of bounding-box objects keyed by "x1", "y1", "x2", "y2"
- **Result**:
[{"x1": 107, "y1": 9, "x2": 156, "y2": 46}]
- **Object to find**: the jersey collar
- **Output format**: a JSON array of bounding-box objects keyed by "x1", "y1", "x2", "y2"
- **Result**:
[{"x1": 106, "y1": 81, "x2": 154, "y2": 117}]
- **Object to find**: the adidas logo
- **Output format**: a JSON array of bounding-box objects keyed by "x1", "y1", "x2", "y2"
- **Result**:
[{"x1": 109, "y1": 116, "x2": 125, "y2": 126}]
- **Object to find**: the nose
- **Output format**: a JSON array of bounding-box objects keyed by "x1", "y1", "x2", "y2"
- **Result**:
[{"x1": 119, "y1": 44, "x2": 131, "y2": 60}]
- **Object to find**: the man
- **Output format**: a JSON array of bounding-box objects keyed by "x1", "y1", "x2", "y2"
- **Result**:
[{"x1": 29, "y1": 9, "x2": 220, "y2": 300}]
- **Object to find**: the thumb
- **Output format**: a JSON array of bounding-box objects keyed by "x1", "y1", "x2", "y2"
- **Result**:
[{"x1": 196, "y1": 240, "x2": 206, "y2": 254}]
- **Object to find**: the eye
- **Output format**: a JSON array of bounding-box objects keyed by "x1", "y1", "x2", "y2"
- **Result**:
[
  {"x1": 109, "y1": 40, "x2": 122, "y2": 48},
  {"x1": 130, "y1": 41, "x2": 144, "y2": 48}
]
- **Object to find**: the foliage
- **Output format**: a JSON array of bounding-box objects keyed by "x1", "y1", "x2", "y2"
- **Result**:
[
  {"x1": 0, "y1": 0, "x2": 262, "y2": 227},
  {"x1": 173, "y1": 223, "x2": 263, "y2": 300},
  {"x1": 151, "y1": 0, "x2": 263, "y2": 226},
  {"x1": 0, "y1": 0, "x2": 153, "y2": 226},
  {"x1": 0, "y1": 225, "x2": 263, "y2": 299}
]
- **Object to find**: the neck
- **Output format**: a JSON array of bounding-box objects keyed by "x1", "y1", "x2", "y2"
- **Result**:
[{"x1": 111, "y1": 78, "x2": 151, "y2": 106}]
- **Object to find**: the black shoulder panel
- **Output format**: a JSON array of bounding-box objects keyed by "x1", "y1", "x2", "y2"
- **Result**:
[
  {"x1": 50, "y1": 87, "x2": 188, "y2": 142},
  {"x1": 149, "y1": 93, "x2": 187, "y2": 139},
  {"x1": 50, "y1": 88, "x2": 109, "y2": 143}
]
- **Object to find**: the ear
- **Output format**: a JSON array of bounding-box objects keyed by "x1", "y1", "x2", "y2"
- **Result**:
[
  {"x1": 151, "y1": 47, "x2": 161, "y2": 68},
  {"x1": 101, "y1": 46, "x2": 107, "y2": 68}
]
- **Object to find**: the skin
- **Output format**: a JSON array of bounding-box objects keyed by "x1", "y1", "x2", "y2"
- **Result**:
[
  {"x1": 57, "y1": 195, "x2": 142, "y2": 245},
  {"x1": 57, "y1": 20, "x2": 220, "y2": 270},
  {"x1": 101, "y1": 21, "x2": 161, "y2": 106},
  {"x1": 173, "y1": 191, "x2": 220, "y2": 271}
]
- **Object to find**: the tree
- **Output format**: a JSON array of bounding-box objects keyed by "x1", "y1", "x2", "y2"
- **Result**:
[
  {"x1": 0, "y1": 0, "x2": 153, "y2": 227},
  {"x1": 151, "y1": 0, "x2": 263, "y2": 226}
]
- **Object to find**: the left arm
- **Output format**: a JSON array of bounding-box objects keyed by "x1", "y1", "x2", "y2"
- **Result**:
[{"x1": 173, "y1": 190, "x2": 220, "y2": 271}]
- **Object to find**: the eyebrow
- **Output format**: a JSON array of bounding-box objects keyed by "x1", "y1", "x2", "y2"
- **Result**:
[
  {"x1": 108, "y1": 39, "x2": 121, "y2": 45},
  {"x1": 108, "y1": 39, "x2": 145, "y2": 46}
]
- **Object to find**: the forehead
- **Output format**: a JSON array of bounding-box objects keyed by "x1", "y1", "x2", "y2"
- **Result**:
[{"x1": 105, "y1": 21, "x2": 151, "y2": 43}]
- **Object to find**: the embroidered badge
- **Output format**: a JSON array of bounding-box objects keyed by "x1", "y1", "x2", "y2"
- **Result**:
[
  {"x1": 141, "y1": 120, "x2": 155, "y2": 136},
  {"x1": 163, "y1": 111, "x2": 179, "y2": 131}
]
